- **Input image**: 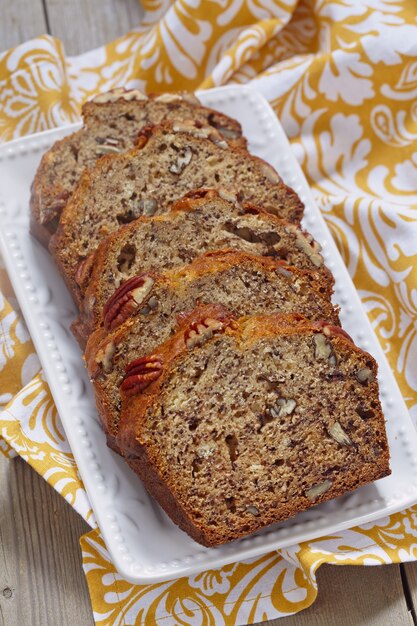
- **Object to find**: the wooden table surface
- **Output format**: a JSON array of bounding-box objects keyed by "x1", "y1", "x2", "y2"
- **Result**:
[{"x1": 1, "y1": 2, "x2": 417, "y2": 625}]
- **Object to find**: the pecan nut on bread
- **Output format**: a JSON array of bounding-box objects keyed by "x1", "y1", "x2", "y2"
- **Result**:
[
  {"x1": 30, "y1": 89, "x2": 245, "y2": 245},
  {"x1": 85, "y1": 250, "x2": 340, "y2": 451},
  {"x1": 49, "y1": 120, "x2": 304, "y2": 300},
  {"x1": 115, "y1": 306, "x2": 390, "y2": 546},
  {"x1": 74, "y1": 189, "x2": 330, "y2": 339}
]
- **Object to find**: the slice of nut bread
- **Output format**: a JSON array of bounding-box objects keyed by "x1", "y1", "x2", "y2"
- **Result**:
[
  {"x1": 116, "y1": 306, "x2": 390, "y2": 546},
  {"x1": 74, "y1": 190, "x2": 330, "y2": 339},
  {"x1": 49, "y1": 121, "x2": 304, "y2": 298},
  {"x1": 85, "y1": 250, "x2": 340, "y2": 451},
  {"x1": 30, "y1": 89, "x2": 245, "y2": 244}
]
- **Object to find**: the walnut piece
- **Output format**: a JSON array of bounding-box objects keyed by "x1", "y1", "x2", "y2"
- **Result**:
[
  {"x1": 246, "y1": 505, "x2": 259, "y2": 516},
  {"x1": 95, "y1": 144, "x2": 122, "y2": 155},
  {"x1": 121, "y1": 355, "x2": 163, "y2": 396},
  {"x1": 169, "y1": 147, "x2": 193, "y2": 174},
  {"x1": 137, "y1": 197, "x2": 157, "y2": 216},
  {"x1": 329, "y1": 422, "x2": 352, "y2": 446},
  {"x1": 185, "y1": 317, "x2": 225, "y2": 349},
  {"x1": 218, "y1": 188, "x2": 238, "y2": 204},
  {"x1": 154, "y1": 93, "x2": 183, "y2": 103},
  {"x1": 313, "y1": 333, "x2": 337, "y2": 366},
  {"x1": 356, "y1": 367, "x2": 373, "y2": 383},
  {"x1": 270, "y1": 398, "x2": 296, "y2": 419},
  {"x1": 93, "y1": 88, "x2": 147, "y2": 103},
  {"x1": 138, "y1": 295, "x2": 159, "y2": 315},
  {"x1": 172, "y1": 122, "x2": 228, "y2": 148},
  {"x1": 95, "y1": 341, "x2": 116, "y2": 374},
  {"x1": 260, "y1": 162, "x2": 281, "y2": 184},
  {"x1": 285, "y1": 224, "x2": 323, "y2": 268},
  {"x1": 197, "y1": 443, "x2": 216, "y2": 458},
  {"x1": 216, "y1": 126, "x2": 241, "y2": 140},
  {"x1": 104, "y1": 274, "x2": 155, "y2": 330},
  {"x1": 306, "y1": 480, "x2": 332, "y2": 501}
]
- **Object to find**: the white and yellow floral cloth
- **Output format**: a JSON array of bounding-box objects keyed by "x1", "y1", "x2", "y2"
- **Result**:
[{"x1": 1, "y1": 0, "x2": 417, "y2": 623}]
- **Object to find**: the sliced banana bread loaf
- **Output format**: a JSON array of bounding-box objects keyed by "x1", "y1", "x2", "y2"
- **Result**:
[
  {"x1": 116, "y1": 306, "x2": 390, "y2": 546},
  {"x1": 50, "y1": 121, "x2": 304, "y2": 297},
  {"x1": 74, "y1": 190, "x2": 330, "y2": 337},
  {"x1": 85, "y1": 250, "x2": 339, "y2": 450},
  {"x1": 31, "y1": 90, "x2": 245, "y2": 244}
]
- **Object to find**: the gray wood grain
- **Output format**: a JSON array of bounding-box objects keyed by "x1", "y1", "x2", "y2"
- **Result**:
[
  {"x1": 264, "y1": 564, "x2": 414, "y2": 626},
  {"x1": 402, "y1": 563, "x2": 417, "y2": 623},
  {"x1": 0, "y1": 0, "x2": 47, "y2": 52},
  {"x1": 1, "y1": 452, "x2": 414, "y2": 626},
  {"x1": 44, "y1": 0, "x2": 143, "y2": 55},
  {"x1": 0, "y1": 455, "x2": 94, "y2": 626}
]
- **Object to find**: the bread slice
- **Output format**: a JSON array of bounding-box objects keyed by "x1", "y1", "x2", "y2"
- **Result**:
[
  {"x1": 85, "y1": 250, "x2": 340, "y2": 450},
  {"x1": 74, "y1": 189, "x2": 330, "y2": 339},
  {"x1": 116, "y1": 306, "x2": 390, "y2": 546},
  {"x1": 30, "y1": 89, "x2": 245, "y2": 244},
  {"x1": 49, "y1": 121, "x2": 304, "y2": 297}
]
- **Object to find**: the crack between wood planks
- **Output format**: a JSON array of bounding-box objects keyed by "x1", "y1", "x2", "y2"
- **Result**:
[
  {"x1": 41, "y1": 0, "x2": 51, "y2": 35},
  {"x1": 401, "y1": 564, "x2": 417, "y2": 626}
]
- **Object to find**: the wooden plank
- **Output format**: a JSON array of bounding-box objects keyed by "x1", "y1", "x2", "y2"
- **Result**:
[
  {"x1": 0, "y1": 0, "x2": 47, "y2": 51},
  {"x1": 44, "y1": 0, "x2": 144, "y2": 55},
  {"x1": 0, "y1": 455, "x2": 94, "y2": 626},
  {"x1": 264, "y1": 564, "x2": 414, "y2": 626},
  {"x1": 402, "y1": 563, "x2": 417, "y2": 623},
  {"x1": 0, "y1": 453, "x2": 412, "y2": 626},
  {"x1": 1, "y1": 453, "x2": 413, "y2": 626}
]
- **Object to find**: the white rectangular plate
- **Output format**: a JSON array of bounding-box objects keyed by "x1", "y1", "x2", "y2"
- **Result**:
[{"x1": 1, "y1": 85, "x2": 417, "y2": 585}]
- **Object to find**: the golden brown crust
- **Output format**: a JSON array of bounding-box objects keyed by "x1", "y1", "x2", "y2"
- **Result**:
[
  {"x1": 48, "y1": 170, "x2": 100, "y2": 301},
  {"x1": 77, "y1": 247, "x2": 337, "y2": 346},
  {"x1": 114, "y1": 310, "x2": 390, "y2": 545},
  {"x1": 29, "y1": 212, "x2": 57, "y2": 248},
  {"x1": 73, "y1": 189, "x2": 327, "y2": 335},
  {"x1": 86, "y1": 303, "x2": 234, "y2": 452},
  {"x1": 125, "y1": 454, "x2": 389, "y2": 547},
  {"x1": 30, "y1": 131, "x2": 81, "y2": 247},
  {"x1": 31, "y1": 91, "x2": 246, "y2": 245},
  {"x1": 83, "y1": 250, "x2": 339, "y2": 455},
  {"x1": 49, "y1": 122, "x2": 305, "y2": 302},
  {"x1": 132, "y1": 122, "x2": 302, "y2": 218},
  {"x1": 118, "y1": 310, "x2": 372, "y2": 436},
  {"x1": 124, "y1": 452, "x2": 213, "y2": 545}
]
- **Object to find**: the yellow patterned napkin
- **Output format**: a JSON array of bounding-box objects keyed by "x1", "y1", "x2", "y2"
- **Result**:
[{"x1": 1, "y1": 1, "x2": 417, "y2": 623}]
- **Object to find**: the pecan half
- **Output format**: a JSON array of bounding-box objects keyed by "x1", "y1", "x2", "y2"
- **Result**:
[
  {"x1": 154, "y1": 93, "x2": 183, "y2": 103},
  {"x1": 284, "y1": 224, "x2": 323, "y2": 268},
  {"x1": 184, "y1": 317, "x2": 226, "y2": 349},
  {"x1": 92, "y1": 88, "x2": 147, "y2": 103},
  {"x1": 319, "y1": 323, "x2": 353, "y2": 343},
  {"x1": 104, "y1": 274, "x2": 154, "y2": 330},
  {"x1": 172, "y1": 121, "x2": 228, "y2": 149},
  {"x1": 121, "y1": 355, "x2": 163, "y2": 396}
]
